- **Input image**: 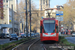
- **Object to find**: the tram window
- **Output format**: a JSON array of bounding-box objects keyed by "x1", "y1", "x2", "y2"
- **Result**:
[{"x1": 56, "y1": 25, "x2": 58, "y2": 33}]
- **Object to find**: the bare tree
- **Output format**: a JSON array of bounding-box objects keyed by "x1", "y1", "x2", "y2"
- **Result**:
[
  {"x1": 17, "y1": 0, "x2": 38, "y2": 32},
  {"x1": 60, "y1": 0, "x2": 75, "y2": 29}
]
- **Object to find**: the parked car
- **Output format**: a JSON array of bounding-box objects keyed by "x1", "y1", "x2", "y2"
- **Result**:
[
  {"x1": 4, "y1": 33, "x2": 10, "y2": 38},
  {"x1": 34, "y1": 33, "x2": 37, "y2": 36},
  {"x1": 21, "y1": 34, "x2": 26, "y2": 38},
  {"x1": 24, "y1": 34, "x2": 26, "y2": 38},
  {"x1": 34, "y1": 33, "x2": 39, "y2": 37},
  {"x1": 0, "y1": 33, "x2": 5, "y2": 38},
  {"x1": 10, "y1": 34, "x2": 18, "y2": 41},
  {"x1": 28, "y1": 33, "x2": 30, "y2": 37},
  {"x1": 36, "y1": 33, "x2": 39, "y2": 36},
  {"x1": 31, "y1": 33, "x2": 35, "y2": 37},
  {"x1": 21, "y1": 34, "x2": 24, "y2": 38},
  {"x1": 72, "y1": 32, "x2": 75, "y2": 37}
]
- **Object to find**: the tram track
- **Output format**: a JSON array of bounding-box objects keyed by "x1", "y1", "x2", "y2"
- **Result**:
[
  {"x1": 28, "y1": 39, "x2": 40, "y2": 50},
  {"x1": 28, "y1": 40, "x2": 61, "y2": 50},
  {"x1": 28, "y1": 39, "x2": 47, "y2": 50},
  {"x1": 42, "y1": 41, "x2": 69, "y2": 50},
  {"x1": 27, "y1": 40, "x2": 66, "y2": 50},
  {"x1": 12, "y1": 38, "x2": 73, "y2": 50},
  {"x1": 12, "y1": 37, "x2": 40, "y2": 50}
]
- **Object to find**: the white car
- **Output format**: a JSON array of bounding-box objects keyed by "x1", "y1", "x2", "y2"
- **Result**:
[
  {"x1": 72, "y1": 32, "x2": 75, "y2": 37},
  {"x1": 4, "y1": 33, "x2": 10, "y2": 38}
]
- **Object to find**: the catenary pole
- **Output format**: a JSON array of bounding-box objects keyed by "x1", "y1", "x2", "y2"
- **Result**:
[
  {"x1": 25, "y1": 0, "x2": 28, "y2": 37},
  {"x1": 12, "y1": 5, "x2": 14, "y2": 34},
  {"x1": 29, "y1": 0, "x2": 31, "y2": 37}
]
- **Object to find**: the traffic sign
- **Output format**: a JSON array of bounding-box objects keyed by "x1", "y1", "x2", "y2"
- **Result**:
[
  {"x1": 56, "y1": 14, "x2": 63, "y2": 16},
  {"x1": 60, "y1": 14, "x2": 63, "y2": 15},
  {"x1": 56, "y1": 14, "x2": 60, "y2": 16},
  {"x1": 56, "y1": 17, "x2": 63, "y2": 21},
  {"x1": 56, "y1": 11, "x2": 63, "y2": 16}
]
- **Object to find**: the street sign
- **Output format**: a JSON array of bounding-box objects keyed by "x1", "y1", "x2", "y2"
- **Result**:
[
  {"x1": 9, "y1": 20, "x2": 11, "y2": 22},
  {"x1": 60, "y1": 17, "x2": 63, "y2": 21},
  {"x1": 56, "y1": 14, "x2": 63, "y2": 16},
  {"x1": 56, "y1": 14, "x2": 60, "y2": 16},
  {"x1": 56, "y1": 17, "x2": 63, "y2": 21},
  {"x1": 56, "y1": 11, "x2": 63, "y2": 16}
]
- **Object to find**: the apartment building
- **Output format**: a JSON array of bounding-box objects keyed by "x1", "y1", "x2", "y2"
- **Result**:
[
  {"x1": 3, "y1": 0, "x2": 17, "y2": 12},
  {"x1": 39, "y1": 0, "x2": 50, "y2": 10},
  {"x1": 44, "y1": 5, "x2": 64, "y2": 18},
  {"x1": 0, "y1": 0, "x2": 19, "y2": 34}
]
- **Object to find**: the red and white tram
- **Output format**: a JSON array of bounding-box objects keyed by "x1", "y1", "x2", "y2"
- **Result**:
[{"x1": 40, "y1": 18, "x2": 59, "y2": 42}]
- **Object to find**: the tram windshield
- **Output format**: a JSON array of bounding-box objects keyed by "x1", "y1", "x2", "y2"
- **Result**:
[{"x1": 43, "y1": 20, "x2": 55, "y2": 33}]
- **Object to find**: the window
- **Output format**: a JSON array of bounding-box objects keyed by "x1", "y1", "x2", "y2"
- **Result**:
[
  {"x1": 6, "y1": 5, "x2": 8, "y2": 7},
  {"x1": 43, "y1": 20, "x2": 55, "y2": 33},
  {"x1": 46, "y1": 0, "x2": 47, "y2": 3},
  {"x1": 43, "y1": 0, "x2": 45, "y2": 4},
  {"x1": 57, "y1": 6, "x2": 60, "y2": 8},
  {"x1": 3, "y1": 0, "x2": 5, "y2": 2},
  {"x1": 6, "y1": 0, "x2": 8, "y2": 3},
  {"x1": 9, "y1": 0, "x2": 13, "y2": 1}
]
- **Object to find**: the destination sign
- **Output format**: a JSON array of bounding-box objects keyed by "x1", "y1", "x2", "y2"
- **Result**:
[{"x1": 44, "y1": 20, "x2": 55, "y2": 23}]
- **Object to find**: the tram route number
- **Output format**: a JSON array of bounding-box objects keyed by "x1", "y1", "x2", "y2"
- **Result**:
[{"x1": 49, "y1": 46, "x2": 74, "y2": 49}]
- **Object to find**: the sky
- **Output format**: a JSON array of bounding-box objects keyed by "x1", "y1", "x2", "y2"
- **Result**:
[{"x1": 18, "y1": 0, "x2": 67, "y2": 9}]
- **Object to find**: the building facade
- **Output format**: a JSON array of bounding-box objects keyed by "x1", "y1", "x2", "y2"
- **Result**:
[
  {"x1": 39, "y1": 0, "x2": 50, "y2": 10},
  {"x1": 0, "y1": 0, "x2": 3, "y2": 19},
  {"x1": 54, "y1": 5, "x2": 64, "y2": 10},
  {"x1": 3, "y1": 0, "x2": 17, "y2": 12},
  {"x1": 0, "y1": 0, "x2": 19, "y2": 34}
]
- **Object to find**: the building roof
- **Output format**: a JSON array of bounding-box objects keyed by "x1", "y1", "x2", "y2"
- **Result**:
[{"x1": 45, "y1": 8, "x2": 58, "y2": 10}]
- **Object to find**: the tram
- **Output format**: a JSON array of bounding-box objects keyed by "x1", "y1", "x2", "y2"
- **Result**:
[{"x1": 40, "y1": 18, "x2": 59, "y2": 42}]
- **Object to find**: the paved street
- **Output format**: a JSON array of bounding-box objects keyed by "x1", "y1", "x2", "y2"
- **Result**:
[
  {"x1": 65, "y1": 37, "x2": 75, "y2": 44},
  {"x1": 0, "y1": 37, "x2": 21, "y2": 45}
]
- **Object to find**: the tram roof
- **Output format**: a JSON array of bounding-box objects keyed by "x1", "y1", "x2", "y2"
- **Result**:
[{"x1": 43, "y1": 18, "x2": 55, "y2": 20}]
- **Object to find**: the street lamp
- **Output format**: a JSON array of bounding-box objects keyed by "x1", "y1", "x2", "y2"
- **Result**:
[{"x1": 24, "y1": 1, "x2": 31, "y2": 37}]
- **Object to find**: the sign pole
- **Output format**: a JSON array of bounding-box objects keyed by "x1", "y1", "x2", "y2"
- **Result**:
[{"x1": 59, "y1": 15, "x2": 61, "y2": 32}]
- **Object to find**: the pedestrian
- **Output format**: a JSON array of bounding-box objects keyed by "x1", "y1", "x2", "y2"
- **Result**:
[
  {"x1": 63, "y1": 31, "x2": 65, "y2": 34},
  {"x1": 61, "y1": 31, "x2": 63, "y2": 34},
  {"x1": 66, "y1": 29, "x2": 68, "y2": 35}
]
